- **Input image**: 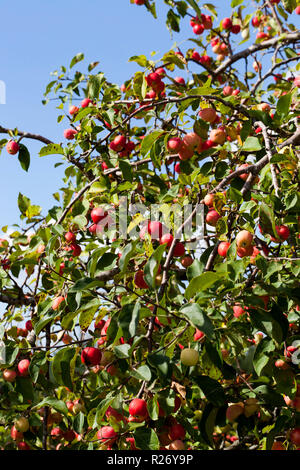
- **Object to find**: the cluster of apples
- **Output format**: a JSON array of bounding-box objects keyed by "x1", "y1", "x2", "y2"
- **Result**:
[
  {"x1": 96, "y1": 396, "x2": 185, "y2": 450},
  {"x1": 134, "y1": 220, "x2": 189, "y2": 289},
  {"x1": 64, "y1": 97, "x2": 94, "y2": 140}
]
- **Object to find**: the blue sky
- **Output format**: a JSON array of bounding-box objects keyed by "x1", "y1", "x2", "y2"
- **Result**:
[
  {"x1": 1, "y1": 0, "x2": 298, "y2": 232},
  {"x1": 0, "y1": 0, "x2": 237, "y2": 230}
]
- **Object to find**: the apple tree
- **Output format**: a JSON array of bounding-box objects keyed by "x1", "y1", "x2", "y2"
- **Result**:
[{"x1": 0, "y1": 0, "x2": 300, "y2": 451}]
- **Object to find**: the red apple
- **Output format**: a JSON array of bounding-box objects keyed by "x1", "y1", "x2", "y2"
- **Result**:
[
  {"x1": 206, "y1": 209, "x2": 221, "y2": 226},
  {"x1": 6, "y1": 140, "x2": 19, "y2": 155},
  {"x1": 129, "y1": 398, "x2": 148, "y2": 419},
  {"x1": 222, "y1": 18, "x2": 232, "y2": 30},
  {"x1": 81, "y1": 347, "x2": 102, "y2": 366},
  {"x1": 236, "y1": 230, "x2": 253, "y2": 248},
  {"x1": 63, "y1": 128, "x2": 77, "y2": 140},
  {"x1": 218, "y1": 241, "x2": 230, "y2": 257},
  {"x1": 17, "y1": 359, "x2": 30, "y2": 377}
]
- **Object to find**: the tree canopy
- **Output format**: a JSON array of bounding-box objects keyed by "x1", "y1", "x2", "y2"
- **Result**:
[{"x1": 0, "y1": 0, "x2": 300, "y2": 452}]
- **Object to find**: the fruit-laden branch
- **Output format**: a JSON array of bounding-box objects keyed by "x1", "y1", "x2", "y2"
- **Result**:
[
  {"x1": 277, "y1": 128, "x2": 300, "y2": 150},
  {"x1": 251, "y1": 56, "x2": 299, "y2": 95},
  {"x1": 215, "y1": 31, "x2": 300, "y2": 76},
  {"x1": 0, "y1": 126, "x2": 53, "y2": 145},
  {"x1": 0, "y1": 292, "x2": 35, "y2": 307}
]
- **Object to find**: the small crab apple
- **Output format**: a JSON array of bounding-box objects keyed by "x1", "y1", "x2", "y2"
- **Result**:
[
  {"x1": 181, "y1": 255, "x2": 193, "y2": 268},
  {"x1": 193, "y1": 23, "x2": 204, "y2": 34},
  {"x1": 173, "y1": 242, "x2": 185, "y2": 257},
  {"x1": 192, "y1": 51, "x2": 201, "y2": 61},
  {"x1": 18, "y1": 359, "x2": 30, "y2": 377},
  {"x1": 52, "y1": 296, "x2": 65, "y2": 310},
  {"x1": 97, "y1": 426, "x2": 118, "y2": 445},
  {"x1": 253, "y1": 60, "x2": 262, "y2": 72},
  {"x1": 69, "y1": 105, "x2": 79, "y2": 115},
  {"x1": 129, "y1": 398, "x2": 148, "y2": 419},
  {"x1": 236, "y1": 230, "x2": 253, "y2": 249},
  {"x1": 167, "y1": 137, "x2": 183, "y2": 154},
  {"x1": 169, "y1": 423, "x2": 185, "y2": 441},
  {"x1": 134, "y1": 0, "x2": 145, "y2": 4},
  {"x1": 81, "y1": 98, "x2": 92, "y2": 108},
  {"x1": 275, "y1": 224, "x2": 290, "y2": 241},
  {"x1": 198, "y1": 108, "x2": 217, "y2": 123},
  {"x1": 160, "y1": 233, "x2": 174, "y2": 247},
  {"x1": 222, "y1": 17, "x2": 232, "y2": 30},
  {"x1": 174, "y1": 162, "x2": 181, "y2": 174},
  {"x1": 6, "y1": 140, "x2": 20, "y2": 155},
  {"x1": 194, "y1": 328, "x2": 204, "y2": 341},
  {"x1": 182, "y1": 132, "x2": 202, "y2": 152},
  {"x1": 252, "y1": 16, "x2": 261, "y2": 27},
  {"x1": 81, "y1": 347, "x2": 102, "y2": 366},
  {"x1": 11, "y1": 426, "x2": 23, "y2": 442},
  {"x1": 218, "y1": 241, "x2": 230, "y2": 257},
  {"x1": 91, "y1": 207, "x2": 108, "y2": 224},
  {"x1": 180, "y1": 348, "x2": 199, "y2": 366},
  {"x1": 233, "y1": 304, "x2": 245, "y2": 318},
  {"x1": 203, "y1": 193, "x2": 215, "y2": 208},
  {"x1": 231, "y1": 24, "x2": 241, "y2": 34},
  {"x1": 3, "y1": 369, "x2": 17, "y2": 382},
  {"x1": 206, "y1": 209, "x2": 221, "y2": 226},
  {"x1": 223, "y1": 85, "x2": 233, "y2": 96},
  {"x1": 174, "y1": 76, "x2": 185, "y2": 86},
  {"x1": 64, "y1": 128, "x2": 77, "y2": 140},
  {"x1": 64, "y1": 231, "x2": 76, "y2": 244},
  {"x1": 209, "y1": 128, "x2": 226, "y2": 145},
  {"x1": 15, "y1": 417, "x2": 29, "y2": 433}
]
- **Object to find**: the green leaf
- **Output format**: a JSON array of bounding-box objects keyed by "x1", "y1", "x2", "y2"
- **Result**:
[
  {"x1": 259, "y1": 202, "x2": 277, "y2": 238},
  {"x1": 114, "y1": 343, "x2": 131, "y2": 359},
  {"x1": 133, "y1": 428, "x2": 160, "y2": 450},
  {"x1": 147, "y1": 396, "x2": 159, "y2": 421},
  {"x1": 129, "y1": 55, "x2": 149, "y2": 67},
  {"x1": 39, "y1": 144, "x2": 64, "y2": 157},
  {"x1": 181, "y1": 304, "x2": 214, "y2": 339},
  {"x1": 119, "y1": 241, "x2": 137, "y2": 273},
  {"x1": 148, "y1": 353, "x2": 172, "y2": 381},
  {"x1": 275, "y1": 92, "x2": 292, "y2": 119},
  {"x1": 70, "y1": 277, "x2": 103, "y2": 292},
  {"x1": 167, "y1": 9, "x2": 180, "y2": 32},
  {"x1": 118, "y1": 302, "x2": 140, "y2": 340},
  {"x1": 18, "y1": 144, "x2": 30, "y2": 171},
  {"x1": 185, "y1": 272, "x2": 223, "y2": 300},
  {"x1": 51, "y1": 347, "x2": 77, "y2": 390},
  {"x1": 94, "y1": 394, "x2": 115, "y2": 427},
  {"x1": 131, "y1": 365, "x2": 152, "y2": 382},
  {"x1": 140, "y1": 130, "x2": 164, "y2": 157},
  {"x1": 199, "y1": 403, "x2": 219, "y2": 448},
  {"x1": 186, "y1": 0, "x2": 202, "y2": 19},
  {"x1": 193, "y1": 376, "x2": 226, "y2": 407},
  {"x1": 282, "y1": 0, "x2": 296, "y2": 13},
  {"x1": 87, "y1": 73, "x2": 104, "y2": 100},
  {"x1": 241, "y1": 136, "x2": 262, "y2": 152},
  {"x1": 253, "y1": 338, "x2": 275, "y2": 375},
  {"x1": 119, "y1": 160, "x2": 133, "y2": 182},
  {"x1": 34, "y1": 398, "x2": 69, "y2": 417},
  {"x1": 79, "y1": 298, "x2": 101, "y2": 331},
  {"x1": 144, "y1": 244, "x2": 166, "y2": 288},
  {"x1": 70, "y1": 52, "x2": 84, "y2": 69},
  {"x1": 231, "y1": 0, "x2": 243, "y2": 6}
]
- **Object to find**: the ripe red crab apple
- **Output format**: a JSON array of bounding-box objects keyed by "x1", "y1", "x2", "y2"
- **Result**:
[
  {"x1": 236, "y1": 230, "x2": 253, "y2": 248},
  {"x1": 17, "y1": 359, "x2": 30, "y2": 377},
  {"x1": 129, "y1": 398, "x2": 148, "y2": 419},
  {"x1": 64, "y1": 128, "x2": 77, "y2": 140},
  {"x1": 6, "y1": 140, "x2": 20, "y2": 155},
  {"x1": 81, "y1": 347, "x2": 102, "y2": 366}
]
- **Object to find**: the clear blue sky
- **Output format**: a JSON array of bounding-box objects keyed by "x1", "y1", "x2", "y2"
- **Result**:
[{"x1": 1, "y1": 0, "x2": 297, "y2": 231}]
